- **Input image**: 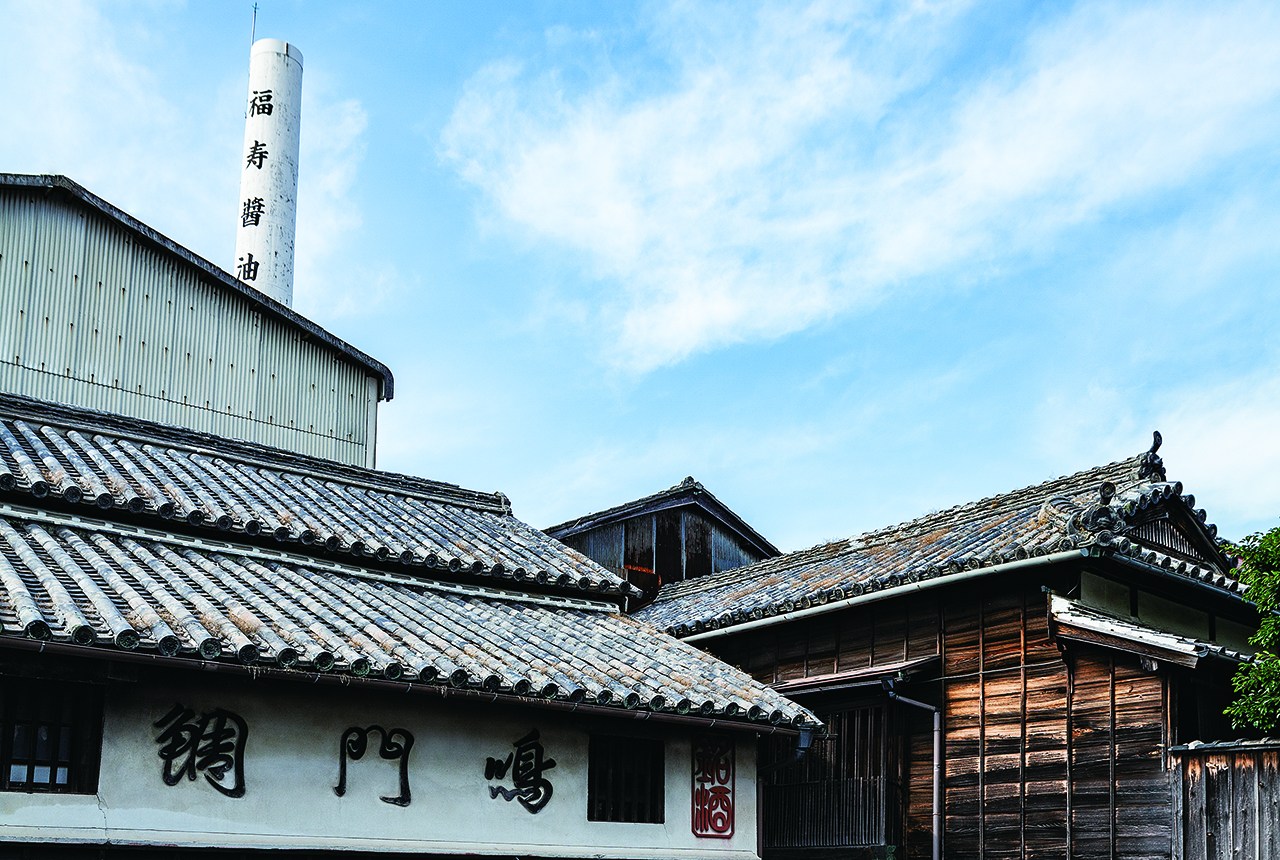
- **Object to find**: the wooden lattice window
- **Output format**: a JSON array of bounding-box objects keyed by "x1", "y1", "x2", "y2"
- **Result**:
[
  {"x1": 588, "y1": 734, "x2": 665, "y2": 823},
  {"x1": 0, "y1": 675, "x2": 103, "y2": 793},
  {"x1": 761, "y1": 704, "x2": 901, "y2": 848}
]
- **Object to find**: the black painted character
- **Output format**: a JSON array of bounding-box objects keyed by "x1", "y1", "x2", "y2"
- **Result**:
[
  {"x1": 245, "y1": 141, "x2": 269, "y2": 169},
  {"x1": 236, "y1": 253, "x2": 260, "y2": 282},
  {"x1": 241, "y1": 197, "x2": 266, "y2": 228},
  {"x1": 486, "y1": 728, "x2": 556, "y2": 814},
  {"x1": 334, "y1": 726, "x2": 414, "y2": 807},
  {"x1": 248, "y1": 89, "x2": 274, "y2": 117},
  {"x1": 154, "y1": 703, "x2": 248, "y2": 798}
]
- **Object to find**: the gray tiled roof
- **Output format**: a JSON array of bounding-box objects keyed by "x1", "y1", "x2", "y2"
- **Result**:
[
  {"x1": 0, "y1": 393, "x2": 628, "y2": 597},
  {"x1": 0, "y1": 394, "x2": 817, "y2": 730},
  {"x1": 0, "y1": 509, "x2": 811, "y2": 726},
  {"x1": 637, "y1": 436, "x2": 1240, "y2": 637}
]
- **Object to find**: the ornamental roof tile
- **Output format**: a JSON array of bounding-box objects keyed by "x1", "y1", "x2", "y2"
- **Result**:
[{"x1": 636, "y1": 434, "x2": 1240, "y2": 637}]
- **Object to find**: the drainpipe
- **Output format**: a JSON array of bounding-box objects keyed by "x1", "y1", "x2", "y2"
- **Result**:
[
  {"x1": 885, "y1": 684, "x2": 941, "y2": 860},
  {"x1": 758, "y1": 727, "x2": 814, "y2": 776}
]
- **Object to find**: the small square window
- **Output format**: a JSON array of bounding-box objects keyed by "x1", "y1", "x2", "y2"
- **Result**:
[
  {"x1": 588, "y1": 734, "x2": 665, "y2": 823},
  {"x1": 1, "y1": 675, "x2": 103, "y2": 794}
]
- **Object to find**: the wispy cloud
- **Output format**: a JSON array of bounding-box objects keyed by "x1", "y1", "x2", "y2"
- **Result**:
[
  {"x1": 0, "y1": 0, "x2": 380, "y2": 315},
  {"x1": 442, "y1": 0, "x2": 1280, "y2": 371},
  {"x1": 0, "y1": 0, "x2": 232, "y2": 253},
  {"x1": 293, "y1": 94, "x2": 406, "y2": 320}
]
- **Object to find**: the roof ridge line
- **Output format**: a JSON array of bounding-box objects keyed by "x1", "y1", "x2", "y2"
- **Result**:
[
  {"x1": 648, "y1": 454, "x2": 1149, "y2": 607},
  {"x1": 0, "y1": 392, "x2": 510, "y2": 513},
  {"x1": 0, "y1": 500, "x2": 613, "y2": 613}
]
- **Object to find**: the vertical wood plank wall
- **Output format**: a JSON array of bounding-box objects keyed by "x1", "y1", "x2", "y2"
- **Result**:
[
  {"x1": 711, "y1": 576, "x2": 1177, "y2": 860},
  {"x1": 1170, "y1": 745, "x2": 1280, "y2": 860},
  {"x1": 943, "y1": 584, "x2": 1073, "y2": 860}
]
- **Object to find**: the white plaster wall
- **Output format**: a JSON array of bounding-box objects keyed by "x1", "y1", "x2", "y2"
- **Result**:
[{"x1": 0, "y1": 679, "x2": 759, "y2": 859}]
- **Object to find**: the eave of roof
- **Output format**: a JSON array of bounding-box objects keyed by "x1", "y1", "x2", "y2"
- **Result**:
[
  {"x1": 1170, "y1": 738, "x2": 1280, "y2": 753},
  {"x1": 0, "y1": 505, "x2": 818, "y2": 732},
  {"x1": 545, "y1": 477, "x2": 780, "y2": 559},
  {"x1": 1048, "y1": 594, "x2": 1250, "y2": 668},
  {"x1": 0, "y1": 173, "x2": 394, "y2": 400}
]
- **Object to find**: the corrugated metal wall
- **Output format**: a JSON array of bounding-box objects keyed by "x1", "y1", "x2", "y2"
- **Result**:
[{"x1": 0, "y1": 189, "x2": 377, "y2": 466}]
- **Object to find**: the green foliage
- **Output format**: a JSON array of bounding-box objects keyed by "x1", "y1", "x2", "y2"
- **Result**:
[{"x1": 1224, "y1": 527, "x2": 1280, "y2": 732}]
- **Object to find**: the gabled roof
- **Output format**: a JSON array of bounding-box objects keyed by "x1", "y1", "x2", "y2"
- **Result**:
[
  {"x1": 636, "y1": 434, "x2": 1243, "y2": 638},
  {"x1": 545, "y1": 476, "x2": 780, "y2": 559},
  {"x1": 0, "y1": 393, "x2": 817, "y2": 730},
  {"x1": 0, "y1": 173, "x2": 393, "y2": 400}
]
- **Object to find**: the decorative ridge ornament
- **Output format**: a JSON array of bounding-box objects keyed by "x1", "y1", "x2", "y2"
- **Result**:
[{"x1": 1137, "y1": 431, "x2": 1167, "y2": 482}]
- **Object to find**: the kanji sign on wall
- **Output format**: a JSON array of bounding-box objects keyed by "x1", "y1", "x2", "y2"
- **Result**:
[{"x1": 691, "y1": 734, "x2": 734, "y2": 838}]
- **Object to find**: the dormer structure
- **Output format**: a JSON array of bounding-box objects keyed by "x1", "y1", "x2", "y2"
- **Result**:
[{"x1": 546, "y1": 477, "x2": 780, "y2": 609}]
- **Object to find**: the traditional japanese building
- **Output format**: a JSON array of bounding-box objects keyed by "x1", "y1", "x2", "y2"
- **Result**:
[
  {"x1": 0, "y1": 390, "x2": 817, "y2": 858},
  {"x1": 636, "y1": 435, "x2": 1261, "y2": 860},
  {"x1": 546, "y1": 477, "x2": 780, "y2": 609},
  {"x1": 0, "y1": 174, "x2": 390, "y2": 468}
]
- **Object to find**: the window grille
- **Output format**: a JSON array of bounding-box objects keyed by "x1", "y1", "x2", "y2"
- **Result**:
[
  {"x1": 761, "y1": 704, "x2": 901, "y2": 848},
  {"x1": 588, "y1": 734, "x2": 665, "y2": 823},
  {"x1": 0, "y1": 675, "x2": 103, "y2": 793}
]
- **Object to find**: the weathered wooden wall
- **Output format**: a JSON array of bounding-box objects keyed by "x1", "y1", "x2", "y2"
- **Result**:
[
  {"x1": 716, "y1": 597, "x2": 940, "y2": 688},
  {"x1": 1170, "y1": 744, "x2": 1280, "y2": 860},
  {"x1": 712, "y1": 574, "x2": 1180, "y2": 860},
  {"x1": 1069, "y1": 652, "x2": 1169, "y2": 860},
  {"x1": 942, "y1": 583, "x2": 1072, "y2": 860}
]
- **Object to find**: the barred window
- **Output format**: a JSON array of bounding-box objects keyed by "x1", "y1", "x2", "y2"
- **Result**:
[
  {"x1": 1, "y1": 675, "x2": 103, "y2": 793},
  {"x1": 588, "y1": 734, "x2": 664, "y2": 823}
]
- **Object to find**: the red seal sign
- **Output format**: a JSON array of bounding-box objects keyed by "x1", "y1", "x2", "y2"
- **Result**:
[{"x1": 691, "y1": 734, "x2": 734, "y2": 838}]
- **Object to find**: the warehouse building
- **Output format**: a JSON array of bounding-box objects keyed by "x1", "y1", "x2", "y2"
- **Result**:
[
  {"x1": 637, "y1": 436, "x2": 1263, "y2": 860},
  {"x1": 0, "y1": 174, "x2": 391, "y2": 468}
]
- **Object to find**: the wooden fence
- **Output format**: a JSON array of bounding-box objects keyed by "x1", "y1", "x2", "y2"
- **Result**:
[{"x1": 1169, "y1": 740, "x2": 1280, "y2": 860}]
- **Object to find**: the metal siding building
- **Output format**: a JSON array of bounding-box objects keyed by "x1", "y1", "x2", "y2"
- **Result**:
[{"x1": 0, "y1": 175, "x2": 391, "y2": 467}]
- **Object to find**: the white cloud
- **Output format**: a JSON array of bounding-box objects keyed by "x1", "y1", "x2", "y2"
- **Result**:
[
  {"x1": 442, "y1": 0, "x2": 1280, "y2": 371},
  {"x1": 1153, "y1": 375, "x2": 1280, "y2": 537},
  {"x1": 0, "y1": 0, "x2": 235, "y2": 257}
]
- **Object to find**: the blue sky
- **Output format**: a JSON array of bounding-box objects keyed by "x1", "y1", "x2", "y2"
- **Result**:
[{"x1": 3, "y1": 0, "x2": 1279, "y2": 551}]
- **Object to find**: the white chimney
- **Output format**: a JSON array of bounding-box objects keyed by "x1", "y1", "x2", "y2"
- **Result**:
[{"x1": 233, "y1": 38, "x2": 303, "y2": 307}]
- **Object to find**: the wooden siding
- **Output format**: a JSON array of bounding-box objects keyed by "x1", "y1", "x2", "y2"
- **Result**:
[
  {"x1": 710, "y1": 573, "x2": 1183, "y2": 860},
  {"x1": 941, "y1": 585, "x2": 1073, "y2": 860},
  {"x1": 1170, "y1": 745, "x2": 1280, "y2": 860},
  {"x1": 717, "y1": 598, "x2": 941, "y2": 687}
]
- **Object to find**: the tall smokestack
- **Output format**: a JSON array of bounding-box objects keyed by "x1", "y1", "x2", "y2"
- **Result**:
[{"x1": 233, "y1": 38, "x2": 303, "y2": 307}]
